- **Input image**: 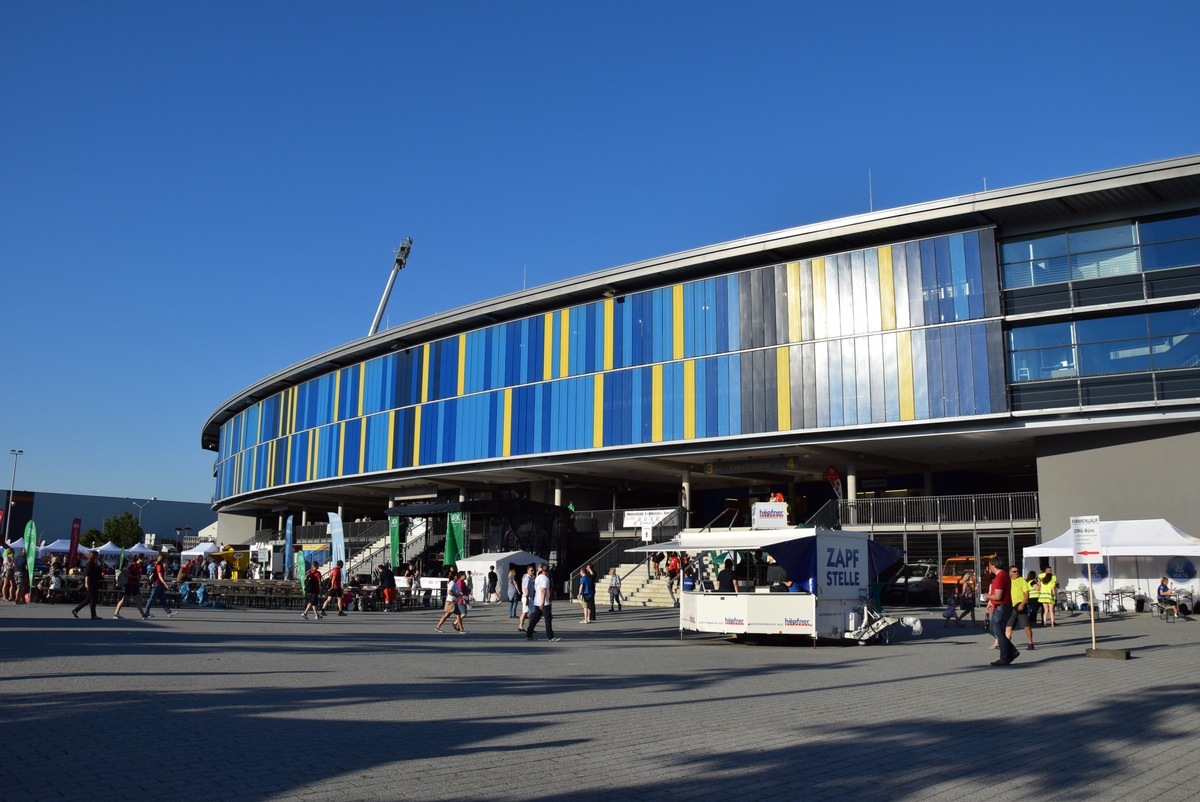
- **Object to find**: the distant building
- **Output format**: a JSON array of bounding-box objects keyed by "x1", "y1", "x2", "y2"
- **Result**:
[{"x1": 2, "y1": 490, "x2": 215, "y2": 546}]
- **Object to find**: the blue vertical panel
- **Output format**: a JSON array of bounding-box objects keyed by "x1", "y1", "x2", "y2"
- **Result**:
[
  {"x1": 715, "y1": 357, "x2": 729, "y2": 436},
  {"x1": 842, "y1": 339, "x2": 858, "y2": 425},
  {"x1": 855, "y1": 337, "x2": 872, "y2": 423},
  {"x1": 704, "y1": 279, "x2": 718, "y2": 356},
  {"x1": 683, "y1": 282, "x2": 696, "y2": 358},
  {"x1": 243, "y1": 406, "x2": 259, "y2": 449},
  {"x1": 550, "y1": 311, "x2": 562, "y2": 379},
  {"x1": 272, "y1": 439, "x2": 287, "y2": 486},
  {"x1": 483, "y1": 328, "x2": 495, "y2": 391},
  {"x1": 850, "y1": 251, "x2": 868, "y2": 334},
  {"x1": 838, "y1": 254, "x2": 855, "y2": 339},
  {"x1": 882, "y1": 333, "x2": 900, "y2": 422},
  {"x1": 602, "y1": 370, "x2": 615, "y2": 446},
  {"x1": 726, "y1": 276, "x2": 740, "y2": 352},
  {"x1": 955, "y1": 324, "x2": 975, "y2": 416},
  {"x1": 726, "y1": 355, "x2": 742, "y2": 436},
  {"x1": 864, "y1": 249, "x2": 882, "y2": 334},
  {"x1": 539, "y1": 384, "x2": 553, "y2": 453},
  {"x1": 289, "y1": 431, "x2": 308, "y2": 483},
  {"x1": 671, "y1": 362, "x2": 686, "y2": 441},
  {"x1": 949, "y1": 234, "x2": 970, "y2": 322},
  {"x1": 343, "y1": 418, "x2": 362, "y2": 476},
  {"x1": 230, "y1": 415, "x2": 242, "y2": 459},
  {"x1": 441, "y1": 339, "x2": 459, "y2": 400},
  {"x1": 917, "y1": 240, "x2": 936, "y2": 324},
  {"x1": 619, "y1": 370, "x2": 633, "y2": 445},
  {"x1": 971, "y1": 323, "x2": 993, "y2": 415},
  {"x1": 868, "y1": 335, "x2": 885, "y2": 423},
  {"x1": 891, "y1": 245, "x2": 909, "y2": 330},
  {"x1": 714, "y1": 276, "x2": 729, "y2": 353},
  {"x1": 815, "y1": 341, "x2": 830, "y2": 428},
  {"x1": 531, "y1": 384, "x2": 544, "y2": 453},
  {"x1": 698, "y1": 359, "x2": 713, "y2": 438},
  {"x1": 631, "y1": 293, "x2": 645, "y2": 367},
  {"x1": 823, "y1": 257, "x2": 840, "y2": 337},
  {"x1": 938, "y1": 327, "x2": 959, "y2": 418},
  {"x1": 911, "y1": 330, "x2": 930, "y2": 420},
  {"x1": 363, "y1": 413, "x2": 383, "y2": 472},
  {"x1": 925, "y1": 327, "x2": 945, "y2": 418},
  {"x1": 254, "y1": 443, "x2": 268, "y2": 489},
  {"x1": 934, "y1": 237, "x2": 954, "y2": 324},
  {"x1": 620, "y1": 294, "x2": 634, "y2": 369},
  {"x1": 963, "y1": 231, "x2": 985, "y2": 320},
  {"x1": 640, "y1": 367, "x2": 656, "y2": 442},
  {"x1": 400, "y1": 408, "x2": 415, "y2": 469}
]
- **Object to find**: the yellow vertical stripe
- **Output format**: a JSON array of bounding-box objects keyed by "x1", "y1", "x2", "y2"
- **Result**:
[
  {"x1": 288, "y1": 387, "x2": 297, "y2": 436},
  {"x1": 249, "y1": 447, "x2": 257, "y2": 490},
  {"x1": 457, "y1": 333, "x2": 467, "y2": 396},
  {"x1": 776, "y1": 346, "x2": 791, "y2": 430},
  {"x1": 593, "y1": 375, "x2": 604, "y2": 448},
  {"x1": 333, "y1": 370, "x2": 341, "y2": 423},
  {"x1": 811, "y1": 258, "x2": 827, "y2": 339},
  {"x1": 672, "y1": 284, "x2": 684, "y2": 360},
  {"x1": 878, "y1": 246, "x2": 896, "y2": 331},
  {"x1": 420, "y1": 345, "x2": 430, "y2": 402},
  {"x1": 286, "y1": 435, "x2": 293, "y2": 483},
  {"x1": 256, "y1": 402, "x2": 263, "y2": 444},
  {"x1": 412, "y1": 406, "x2": 422, "y2": 466},
  {"x1": 897, "y1": 331, "x2": 915, "y2": 420},
  {"x1": 337, "y1": 422, "x2": 345, "y2": 475},
  {"x1": 559, "y1": 308, "x2": 570, "y2": 377},
  {"x1": 502, "y1": 388, "x2": 513, "y2": 456},
  {"x1": 652, "y1": 364, "x2": 664, "y2": 442},
  {"x1": 543, "y1": 313, "x2": 554, "y2": 380},
  {"x1": 386, "y1": 411, "x2": 395, "y2": 470},
  {"x1": 358, "y1": 362, "x2": 365, "y2": 417},
  {"x1": 683, "y1": 360, "x2": 695, "y2": 439},
  {"x1": 786, "y1": 262, "x2": 802, "y2": 343},
  {"x1": 603, "y1": 299, "x2": 614, "y2": 370},
  {"x1": 307, "y1": 430, "x2": 316, "y2": 481},
  {"x1": 266, "y1": 441, "x2": 273, "y2": 486}
]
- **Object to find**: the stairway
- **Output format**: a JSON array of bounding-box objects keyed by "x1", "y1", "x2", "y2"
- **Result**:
[{"x1": 611, "y1": 562, "x2": 679, "y2": 608}]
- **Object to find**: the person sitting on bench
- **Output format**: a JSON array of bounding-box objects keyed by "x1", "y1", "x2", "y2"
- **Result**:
[{"x1": 1157, "y1": 576, "x2": 1181, "y2": 619}]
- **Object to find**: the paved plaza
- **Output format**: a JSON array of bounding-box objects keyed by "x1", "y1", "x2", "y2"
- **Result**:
[{"x1": 2, "y1": 598, "x2": 1199, "y2": 801}]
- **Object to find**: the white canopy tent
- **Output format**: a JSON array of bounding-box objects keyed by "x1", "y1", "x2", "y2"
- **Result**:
[
  {"x1": 126, "y1": 543, "x2": 160, "y2": 559},
  {"x1": 91, "y1": 541, "x2": 123, "y2": 556},
  {"x1": 36, "y1": 538, "x2": 92, "y2": 557},
  {"x1": 454, "y1": 551, "x2": 543, "y2": 602},
  {"x1": 1023, "y1": 519, "x2": 1200, "y2": 609},
  {"x1": 181, "y1": 542, "x2": 221, "y2": 560}
]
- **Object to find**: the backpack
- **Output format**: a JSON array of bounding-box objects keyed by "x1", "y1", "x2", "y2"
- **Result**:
[{"x1": 115, "y1": 567, "x2": 128, "y2": 587}]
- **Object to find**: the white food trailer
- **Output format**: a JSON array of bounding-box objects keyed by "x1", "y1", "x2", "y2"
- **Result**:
[{"x1": 630, "y1": 504, "x2": 912, "y2": 644}]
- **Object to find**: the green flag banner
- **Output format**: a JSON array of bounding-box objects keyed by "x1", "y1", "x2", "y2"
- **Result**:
[
  {"x1": 296, "y1": 552, "x2": 307, "y2": 593},
  {"x1": 389, "y1": 516, "x2": 400, "y2": 567},
  {"x1": 444, "y1": 512, "x2": 464, "y2": 566},
  {"x1": 23, "y1": 521, "x2": 37, "y2": 583}
]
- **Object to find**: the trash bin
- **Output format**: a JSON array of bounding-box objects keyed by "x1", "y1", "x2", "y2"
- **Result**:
[
  {"x1": 682, "y1": 577, "x2": 695, "y2": 592},
  {"x1": 1135, "y1": 597, "x2": 1146, "y2": 613}
]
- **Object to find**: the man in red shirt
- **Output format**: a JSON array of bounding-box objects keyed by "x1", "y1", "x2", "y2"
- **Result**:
[
  {"x1": 985, "y1": 557, "x2": 1018, "y2": 666},
  {"x1": 321, "y1": 559, "x2": 348, "y2": 617}
]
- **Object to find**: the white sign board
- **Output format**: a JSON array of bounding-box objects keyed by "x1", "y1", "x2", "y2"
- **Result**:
[
  {"x1": 640, "y1": 526, "x2": 653, "y2": 542},
  {"x1": 750, "y1": 502, "x2": 788, "y2": 530},
  {"x1": 1071, "y1": 515, "x2": 1102, "y2": 564},
  {"x1": 624, "y1": 509, "x2": 674, "y2": 528}
]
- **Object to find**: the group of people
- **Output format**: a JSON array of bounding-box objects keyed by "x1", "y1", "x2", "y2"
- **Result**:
[
  {"x1": 63, "y1": 551, "x2": 176, "y2": 621},
  {"x1": 980, "y1": 561, "x2": 1065, "y2": 666},
  {"x1": 944, "y1": 566, "x2": 1059, "y2": 631}
]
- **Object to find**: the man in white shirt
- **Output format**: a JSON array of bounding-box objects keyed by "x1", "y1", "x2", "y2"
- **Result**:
[
  {"x1": 518, "y1": 565, "x2": 536, "y2": 632},
  {"x1": 524, "y1": 564, "x2": 560, "y2": 642}
]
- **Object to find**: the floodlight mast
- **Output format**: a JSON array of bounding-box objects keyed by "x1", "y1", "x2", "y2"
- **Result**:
[{"x1": 369, "y1": 237, "x2": 413, "y2": 336}]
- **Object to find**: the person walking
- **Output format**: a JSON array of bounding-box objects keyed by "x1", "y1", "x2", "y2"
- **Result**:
[
  {"x1": 518, "y1": 564, "x2": 535, "y2": 632},
  {"x1": 302, "y1": 560, "x2": 324, "y2": 619},
  {"x1": 378, "y1": 563, "x2": 397, "y2": 612},
  {"x1": 113, "y1": 554, "x2": 145, "y2": 619},
  {"x1": 953, "y1": 573, "x2": 978, "y2": 628},
  {"x1": 985, "y1": 558, "x2": 1018, "y2": 666},
  {"x1": 507, "y1": 566, "x2": 521, "y2": 618},
  {"x1": 486, "y1": 565, "x2": 499, "y2": 604},
  {"x1": 525, "y1": 563, "x2": 559, "y2": 642},
  {"x1": 320, "y1": 559, "x2": 347, "y2": 617},
  {"x1": 608, "y1": 567, "x2": 623, "y2": 612},
  {"x1": 71, "y1": 552, "x2": 104, "y2": 620},
  {"x1": 435, "y1": 570, "x2": 468, "y2": 633},
  {"x1": 1005, "y1": 566, "x2": 1036, "y2": 651},
  {"x1": 142, "y1": 555, "x2": 176, "y2": 619}
]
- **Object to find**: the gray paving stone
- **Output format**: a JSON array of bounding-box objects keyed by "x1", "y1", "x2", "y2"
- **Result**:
[{"x1": 2, "y1": 601, "x2": 1199, "y2": 800}]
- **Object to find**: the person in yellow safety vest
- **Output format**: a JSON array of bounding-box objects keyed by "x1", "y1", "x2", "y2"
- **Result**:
[
  {"x1": 1005, "y1": 566, "x2": 1035, "y2": 650},
  {"x1": 1036, "y1": 567, "x2": 1058, "y2": 627}
]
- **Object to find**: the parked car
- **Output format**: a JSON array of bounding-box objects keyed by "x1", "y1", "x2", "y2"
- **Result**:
[
  {"x1": 940, "y1": 554, "x2": 997, "y2": 596},
  {"x1": 884, "y1": 563, "x2": 940, "y2": 604}
]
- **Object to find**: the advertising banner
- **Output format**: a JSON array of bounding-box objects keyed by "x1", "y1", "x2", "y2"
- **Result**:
[{"x1": 67, "y1": 518, "x2": 82, "y2": 570}]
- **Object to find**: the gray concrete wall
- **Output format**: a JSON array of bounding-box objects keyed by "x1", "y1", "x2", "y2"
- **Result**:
[{"x1": 1036, "y1": 422, "x2": 1200, "y2": 540}]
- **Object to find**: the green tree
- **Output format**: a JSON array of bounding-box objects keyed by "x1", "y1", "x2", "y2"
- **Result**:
[
  {"x1": 80, "y1": 528, "x2": 104, "y2": 547},
  {"x1": 102, "y1": 510, "x2": 144, "y2": 550}
]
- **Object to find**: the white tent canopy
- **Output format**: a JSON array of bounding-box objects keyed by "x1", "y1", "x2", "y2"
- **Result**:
[
  {"x1": 454, "y1": 551, "x2": 543, "y2": 602},
  {"x1": 181, "y1": 542, "x2": 220, "y2": 560},
  {"x1": 1023, "y1": 519, "x2": 1200, "y2": 609},
  {"x1": 126, "y1": 543, "x2": 160, "y2": 558},
  {"x1": 91, "y1": 541, "x2": 124, "y2": 556},
  {"x1": 1025, "y1": 519, "x2": 1200, "y2": 558},
  {"x1": 37, "y1": 538, "x2": 91, "y2": 556}
]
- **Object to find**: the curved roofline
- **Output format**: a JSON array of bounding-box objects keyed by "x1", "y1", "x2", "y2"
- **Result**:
[{"x1": 203, "y1": 153, "x2": 1200, "y2": 449}]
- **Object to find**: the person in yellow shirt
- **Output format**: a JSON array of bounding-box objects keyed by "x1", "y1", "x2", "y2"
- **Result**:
[
  {"x1": 1005, "y1": 566, "x2": 1035, "y2": 650},
  {"x1": 1036, "y1": 567, "x2": 1058, "y2": 627}
]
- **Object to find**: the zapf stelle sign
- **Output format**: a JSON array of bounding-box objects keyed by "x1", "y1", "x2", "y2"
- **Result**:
[{"x1": 751, "y1": 502, "x2": 788, "y2": 529}]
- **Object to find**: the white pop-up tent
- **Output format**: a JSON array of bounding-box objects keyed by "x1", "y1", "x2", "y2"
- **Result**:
[
  {"x1": 126, "y1": 543, "x2": 160, "y2": 559},
  {"x1": 37, "y1": 538, "x2": 92, "y2": 556},
  {"x1": 1024, "y1": 519, "x2": 1200, "y2": 609},
  {"x1": 181, "y1": 542, "x2": 221, "y2": 560},
  {"x1": 454, "y1": 551, "x2": 543, "y2": 602}
]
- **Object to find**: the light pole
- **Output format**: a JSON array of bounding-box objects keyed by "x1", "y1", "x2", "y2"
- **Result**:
[
  {"x1": 132, "y1": 497, "x2": 157, "y2": 527},
  {"x1": 4, "y1": 449, "x2": 22, "y2": 546}
]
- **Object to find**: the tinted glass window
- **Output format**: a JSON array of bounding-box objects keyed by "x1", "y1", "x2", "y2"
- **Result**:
[
  {"x1": 1008, "y1": 322, "x2": 1072, "y2": 351},
  {"x1": 1140, "y1": 212, "x2": 1200, "y2": 244},
  {"x1": 1001, "y1": 232, "x2": 1067, "y2": 264},
  {"x1": 1141, "y1": 240, "x2": 1200, "y2": 272},
  {"x1": 1148, "y1": 307, "x2": 1200, "y2": 337},
  {"x1": 1076, "y1": 315, "x2": 1147, "y2": 343},
  {"x1": 1067, "y1": 222, "x2": 1134, "y2": 253}
]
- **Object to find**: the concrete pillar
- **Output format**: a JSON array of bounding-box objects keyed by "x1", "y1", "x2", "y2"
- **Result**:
[
  {"x1": 846, "y1": 462, "x2": 857, "y2": 525},
  {"x1": 554, "y1": 477, "x2": 563, "y2": 507},
  {"x1": 681, "y1": 470, "x2": 691, "y2": 527}
]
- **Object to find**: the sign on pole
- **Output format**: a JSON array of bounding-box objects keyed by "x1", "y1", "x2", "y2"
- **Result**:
[
  {"x1": 1071, "y1": 515, "x2": 1102, "y2": 564},
  {"x1": 1071, "y1": 515, "x2": 1102, "y2": 650}
]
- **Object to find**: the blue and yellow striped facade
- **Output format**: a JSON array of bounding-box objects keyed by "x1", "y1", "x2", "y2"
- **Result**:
[{"x1": 215, "y1": 228, "x2": 1004, "y2": 501}]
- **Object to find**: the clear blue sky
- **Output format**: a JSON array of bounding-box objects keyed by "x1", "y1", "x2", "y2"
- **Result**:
[{"x1": 2, "y1": 1, "x2": 1198, "y2": 504}]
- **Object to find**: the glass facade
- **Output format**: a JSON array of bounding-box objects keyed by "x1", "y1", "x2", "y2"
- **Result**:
[
  {"x1": 1001, "y1": 210, "x2": 1200, "y2": 289},
  {"x1": 215, "y1": 229, "x2": 1006, "y2": 502}
]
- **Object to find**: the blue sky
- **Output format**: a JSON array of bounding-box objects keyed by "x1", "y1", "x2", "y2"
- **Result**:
[{"x1": 2, "y1": 1, "x2": 1198, "y2": 505}]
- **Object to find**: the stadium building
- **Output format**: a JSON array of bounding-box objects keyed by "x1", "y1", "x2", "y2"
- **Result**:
[{"x1": 203, "y1": 155, "x2": 1200, "y2": 570}]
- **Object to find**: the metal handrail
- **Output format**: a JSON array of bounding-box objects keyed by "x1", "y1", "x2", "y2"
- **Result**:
[{"x1": 838, "y1": 492, "x2": 1040, "y2": 532}]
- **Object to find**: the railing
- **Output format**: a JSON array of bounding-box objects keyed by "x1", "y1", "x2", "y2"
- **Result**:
[
  {"x1": 566, "y1": 507, "x2": 686, "y2": 593},
  {"x1": 570, "y1": 506, "x2": 686, "y2": 539},
  {"x1": 838, "y1": 492, "x2": 1040, "y2": 531}
]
